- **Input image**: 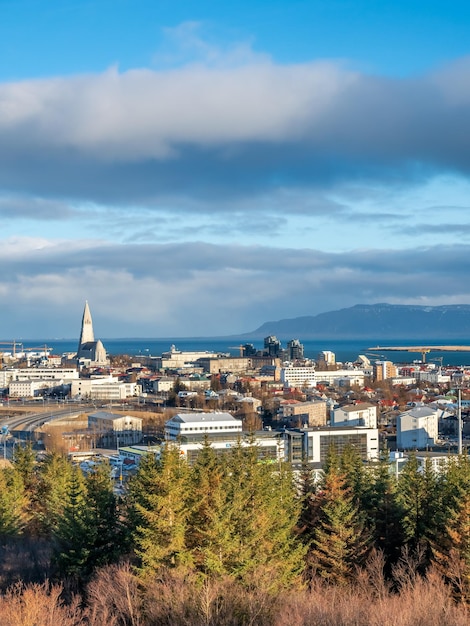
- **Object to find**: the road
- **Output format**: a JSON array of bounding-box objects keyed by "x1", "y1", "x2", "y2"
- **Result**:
[{"x1": 0, "y1": 404, "x2": 89, "y2": 440}]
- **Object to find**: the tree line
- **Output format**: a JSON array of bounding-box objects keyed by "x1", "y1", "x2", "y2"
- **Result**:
[{"x1": 1, "y1": 441, "x2": 470, "y2": 608}]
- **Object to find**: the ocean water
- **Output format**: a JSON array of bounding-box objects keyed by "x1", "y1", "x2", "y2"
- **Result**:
[{"x1": 12, "y1": 337, "x2": 470, "y2": 367}]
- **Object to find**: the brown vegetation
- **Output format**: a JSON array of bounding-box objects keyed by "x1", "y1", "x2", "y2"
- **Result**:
[{"x1": 0, "y1": 559, "x2": 469, "y2": 626}]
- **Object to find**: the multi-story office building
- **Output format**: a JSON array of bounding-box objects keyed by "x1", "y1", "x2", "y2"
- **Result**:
[
  {"x1": 264, "y1": 335, "x2": 282, "y2": 357},
  {"x1": 287, "y1": 339, "x2": 304, "y2": 360},
  {"x1": 374, "y1": 360, "x2": 398, "y2": 381},
  {"x1": 317, "y1": 351, "x2": 336, "y2": 366},
  {"x1": 164, "y1": 412, "x2": 243, "y2": 441},
  {"x1": 281, "y1": 365, "x2": 316, "y2": 389}
]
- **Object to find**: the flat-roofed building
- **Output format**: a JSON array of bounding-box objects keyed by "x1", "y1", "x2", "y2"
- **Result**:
[
  {"x1": 397, "y1": 406, "x2": 439, "y2": 450},
  {"x1": 281, "y1": 365, "x2": 316, "y2": 389},
  {"x1": 314, "y1": 369, "x2": 365, "y2": 388},
  {"x1": 331, "y1": 402, "x2": 377, "y2": 428},
  {"x1": 280, "y1": 399, "x2": 328, "y2": 427},
  {"x1": 71, "y1": 377, "x2": 138, "y2": 400},
  {"x1": 9, "y1": 379, "x2": 60, "y2": 397},
  {"x1": 318, "y1": 351, "x2": 336, "y2": 366},
  {"x1": 88, "y1": 411, "x2": 142, "y2": 447},
  {"x1": 164, "y1": 412, "x2": 243, "y2": 441},
  {"x1": 301, "y1": 426, "x2": 379, "y2": 464},
  {"x1": 14, "y1": 368, "x2": 79, "y2": 382},
  {"x1": 374, "y1": 360, "x2": 398, "y2": 381}
]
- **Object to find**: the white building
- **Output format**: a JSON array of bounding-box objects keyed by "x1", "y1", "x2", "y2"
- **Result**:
[
  {"x1": 157, "y1": 345, "x2": 221, "y2": 370},
  {"x1": 315, "y1": 369, "x2": 365, "y2": 388},
  {"x1": 71, "y1": 377, "x2": 138, "y2": 400},
  {"x1": 9, "y1": 379, "x2": 60, "y2": 398},
  {"x1": 0, "y1": 369, "x2": 16, "y2": 389},
  {"x1": 397, "y1": 406, "x2": 439, "y2": 450},
  {"x1": 13, "y1": 368, "x2": 79, "y2": 382},
  {"x1": 415, "y1": 371, "x2": 451, "y2": 385},
  {"x1": 331, "y1": 403, "x2": 377, "y2": 428},
  {"x1": 164, "y1": 412, "x2": 243, "y2": 440},
  {"x1": 318, "y1": 351, "x2": 336, "y2": 365},
  {"x1": 153, "y1": 377, "x2": 176, "y2": 393},
  {"x1": 284, "y1": 426, "x2": 379, "y2": 465},
  {"x1": 281, "y1": 365, "x2": 316, "y2": 389},
  {"x1": 175, "y1": 433, "x2": 284, "y2": 466},
  {"x1": 88, "y1": 411, "x2": 143, "y2": 446}
]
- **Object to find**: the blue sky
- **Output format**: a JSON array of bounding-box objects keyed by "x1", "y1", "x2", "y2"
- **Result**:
[{"x1": 1, "y1": 0, "x2": 470, "y2": 338}]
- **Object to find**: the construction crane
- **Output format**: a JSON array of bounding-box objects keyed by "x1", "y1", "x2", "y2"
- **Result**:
[{"x1": 0, "y1": 341, "x2": 23, "y2": 358}]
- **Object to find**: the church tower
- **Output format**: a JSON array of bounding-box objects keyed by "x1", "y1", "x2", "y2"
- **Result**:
[
  {"x1": 75, "y1": 301, "x2": 108, "y2": 367},
  {"x1": 77, "y1": 300, "x2": 95, "y2": 349}
]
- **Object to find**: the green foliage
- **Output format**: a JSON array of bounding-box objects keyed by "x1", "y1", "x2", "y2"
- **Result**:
[
  {"x1": 396, "y1": 454, "x2": 440, "y2": 555},
  {"x1": 52, "y1": 465, "x2": 91, "y2": 579},
  {"x1": 12, "y1": 442, "x2": 36, "y2": 492},
  {"x1": 219, "y1": 443, "x2": 306, "y2": 590},
  {"x1": 358, "y1": 448, "x2": 404, "y2": 570},
  {"x1": 131, "y1": 445, "x2": 193, "y2": 577},
  {"x1": 308, "y1": 463, "x2": 369, "y2": 585},
  {"x1": 34, "y1": 452, "x2": 74, "y2": 535},
  {"x1": 85, "y1": 461, "x2": 125, "y2": 569},
  {"x1": 0, "y1": 467, "x2": 28, "y2": 540},
  {"x1": 432, "y1": 492, "x2": 470, "y2": 602}
]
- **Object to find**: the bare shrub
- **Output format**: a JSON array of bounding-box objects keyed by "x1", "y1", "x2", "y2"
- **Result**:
[
  {"x1": 143, "y1": 571, "x2": 277, "y2": 626},
  {"x1": 85, "y1": 562, "x2": 143, "y2": 626},
  {"x1": 0, "y1": 581, "x2": 84, "y2": 626}
]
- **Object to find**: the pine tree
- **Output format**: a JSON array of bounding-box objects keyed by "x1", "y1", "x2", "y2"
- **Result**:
[
  {"x1": 186, "y1": 439, "x2": 237, "y2": 577},
  {"x1": 12, "y1": 442, "x2": 36, "y2": 493},
  {"x1": 0, "y1": 467, "x2": 28, "y2": 541},
  {"x1": 130, "y1": 445, "x2": 192, "y2": 577},
  {"x1": 362, "y1": 450, "x2": 404, "y2": 569},
  {"x1": 34, "y1": 452, "x2": 74, "y2": 535},
  {"x1": 52, "y1": 465, "x2": 92, "y2": 580},
  {"x1": 308, "y1": 463, "x2": 369, "y2": 585},
  {"x1": 432, "y1": 491, "x2": 470, "y2": 603},
  {"x1": 85, "y1": 461, "x2": 124, "y2": 569},
  {"x1": 221, "y1": 442, "x2": 306, "y2": 590},
  {"x1": 396, "y1": 454, "x2": 439, "y2": 557}
]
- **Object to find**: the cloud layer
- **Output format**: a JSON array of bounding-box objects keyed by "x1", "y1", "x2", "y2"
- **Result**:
[
  {"x1": 1, "y1": 56, "x2": 470, "y2": 204},
  {"x1": 1, "y1": 238, "x2": 470, "y2": 337},
  {"x1": 2, "y1": 44, "x2": 470, "y2": 337}
]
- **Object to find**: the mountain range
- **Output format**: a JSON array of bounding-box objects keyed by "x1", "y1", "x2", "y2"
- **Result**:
[{"x1": 244, "y1": 304, "x2": 470, "y2": 340}]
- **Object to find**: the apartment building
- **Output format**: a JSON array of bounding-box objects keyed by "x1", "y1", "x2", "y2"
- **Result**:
[
  {"x1": 397, "y1": 406, "x2": 439, "y2": 450},
  {"x1": 331, "y1": 402, "x2": 378, "y2": 428},
  {"x1": 374, "y1": 360, "x2": 398, "y2": 381}
]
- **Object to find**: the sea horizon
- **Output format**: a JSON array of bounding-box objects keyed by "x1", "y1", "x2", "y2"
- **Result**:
[{"x1": 5, "y1": 336, "x2": 470, "y2": 367}]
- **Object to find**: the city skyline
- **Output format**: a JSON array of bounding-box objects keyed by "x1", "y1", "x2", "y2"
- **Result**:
[{"x1": 2, "y1": 1, "x2": 470, "y2": 337}]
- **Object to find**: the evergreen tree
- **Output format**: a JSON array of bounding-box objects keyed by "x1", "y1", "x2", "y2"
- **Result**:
[
  {"x1": 339, "y1": 444, "x2": 368, "y2": 505},
  {"x1": 186, "y1": 439, "x2": 237, "y2": 577},
  {"x1": 362, "y1": 450, "x2": 404, "y2": 569},
  {"x1": 308, "y1": 463, "x2": 369, "y2": 585},
  {"x1": 437, "y1": 454, "x2": 470, "y2": 536},
  {"x1": 34, "y1": 452, "x2": 74, "y2": 535},
  {"x1": 12, "y1": 442, "x2": 36, "y2": 493},
  {"x1": 52, "y1": 465, "x2": 92, "y2": 580},
  {"x1": 85, "y1": 461, "x2": 124, "y2": 569},
  {"x1": 396, "y1": 454, "x2": 439, "y2": 557},
  {"x1": 432, "y1": 491, "x2": 470, "y2": 604},
  {"x1": 221, "y1": 442, "x2": 306, "y2": 590},
  {"x1": 131, "y1": 445, "x2": 192, "y2": 577},
  {"x1": 0, "y1": 467, "x2": 28, "y2": 541}
]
